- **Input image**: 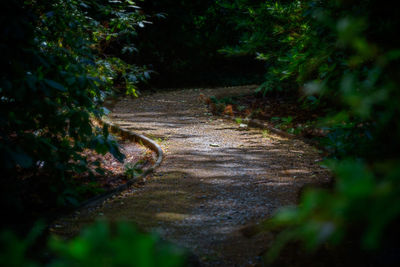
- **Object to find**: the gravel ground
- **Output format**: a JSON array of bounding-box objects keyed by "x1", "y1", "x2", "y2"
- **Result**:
[{"x1": 56, "y1": 85, "x2": 330, "y2": 266}]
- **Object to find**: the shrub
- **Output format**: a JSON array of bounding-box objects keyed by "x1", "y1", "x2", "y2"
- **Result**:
[
  {"x1": 0, "y1": 0, "x2": 150, "y2": 220},
  {"x1": 220, "y1": 0, "x2": 400, "y2": 258}
]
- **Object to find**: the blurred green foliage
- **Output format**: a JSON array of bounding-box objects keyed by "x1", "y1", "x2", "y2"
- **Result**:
[
  {"x1": 0, "y1": 221, "x2": 186, "y2": 267},
  {"x1": 2, "y1": 0, "x2": 400, "y2": 264},
  {"x1": 49, "y1": 221, "x2": 185, "y2": 267},
  {"x1": 219, "y1": 0, "x2": 400, "y2": 259},
  {"x1": 0, "y1": 0, "x2": 152, "y2": 224}
]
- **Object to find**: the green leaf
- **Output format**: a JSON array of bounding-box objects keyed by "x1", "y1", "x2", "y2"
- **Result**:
[
  {"x1": 11, "y1": 151, "x2": 33, "y2": 168},
  {"x1": 45, "y1": 79, "x2": 67, "y2": 92}
]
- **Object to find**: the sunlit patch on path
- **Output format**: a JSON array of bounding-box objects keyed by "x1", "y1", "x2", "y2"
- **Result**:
[{"x1": 66, "y1": 86, "x2": 329, "y2": 266}]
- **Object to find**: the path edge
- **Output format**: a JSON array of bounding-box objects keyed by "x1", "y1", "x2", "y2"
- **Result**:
[
  {"x1": 223, "y1": 115, "x2": 319, "y2": 146},
  {"x1": 224, "y1": 115, "x2": 297, "y2": 138},
  {"x1": 79, "y1": 117, "x2": 164, "y2": 209}
]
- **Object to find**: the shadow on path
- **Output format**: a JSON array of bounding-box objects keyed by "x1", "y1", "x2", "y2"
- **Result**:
[{"x1": 62, "y1": 86, "x2": 330, "y2": 266}]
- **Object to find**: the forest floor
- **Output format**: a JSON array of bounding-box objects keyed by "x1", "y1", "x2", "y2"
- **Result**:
[
  {"x1": 53, "y1": 85, "x2": 331, "y2": 266},
  {"x1": 10, "y1": 136, "x2": 154, "y2": 226}
]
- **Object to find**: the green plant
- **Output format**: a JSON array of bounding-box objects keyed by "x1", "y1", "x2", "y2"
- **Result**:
[
  {"x1": 281, "y1": 116, "x2": 293, "y2": 125},
  {"x1": 262, "y1": 129, "x2": 270, "y2": 138},
  {"x1": 271, "y1": 116, "x2": 294, "y2": 129},
  {"x1": 0, "y1": 222, "x2": 45, "y2": 266},
  {"x1": 124, "y1": 161, "x2": 144, "y2": 179},
  {"x1": 135, "y1": 0, "x2": 265, "y2": 87},
  {"x1": 235, "y1": 118, "x2": 243, "y2": 124},
  {"x1": 0, "y1": 221, "x2": 186, "y2": 267},
  {"x1": 0, "y1": 0, "x2": 155, "y2": 216},
  {"x1": 220, "y1": 0, "x2": 400, "y2": 260},
  {"x1": 49, "y1": 221, "x2": 186, "y2": 267}
]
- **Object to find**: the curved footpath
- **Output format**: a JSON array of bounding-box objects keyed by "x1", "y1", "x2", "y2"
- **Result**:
[{"x1": 61, "y1": 86, "x2": 330, "y2": 266}]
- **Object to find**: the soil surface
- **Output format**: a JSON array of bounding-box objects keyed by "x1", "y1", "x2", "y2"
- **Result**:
[
  {"x1": 54, "y1": 85, "x2": 330, "y2": 266},
  {"x1": 77, "y1": 140, "x2": 154, "y2": 198},
  {"x1": 11, "y1": 139, "x2": 152, "y2": 226},
  {"x1": 209, "y1": 93, "x2": 328, "y2": 138}
]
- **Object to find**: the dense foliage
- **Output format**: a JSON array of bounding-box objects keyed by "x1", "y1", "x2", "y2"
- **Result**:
[
  {"x1": 219, "y1": 0, "x2": 400, "y2": 258},
  {"x1": 1, "y1": 0, "x2": 399, "y2": 264},
  {"x1": 0, "y1": 0, "x2": 152, "y2": 225},
  {"x1": 0, "y1": 221, "x2": 186, "y2": 266},
  {"x1": 134, "y1": 0, "x2": 265, "y2": 87},
  {"x1": 0, "y1": 2, "x2": 187, "y2": 265}
]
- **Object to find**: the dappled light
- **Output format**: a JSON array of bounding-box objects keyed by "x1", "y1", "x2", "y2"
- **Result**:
[
  {"x1": 1, "y1": 0, "x2": 398, "y2": 266},
  {"x1": 53, "y1": 86, "x2": 330, "y2": 266}
]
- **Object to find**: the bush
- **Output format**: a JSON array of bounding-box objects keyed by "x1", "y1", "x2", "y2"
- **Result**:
[
  {"x1": 220, "y1": 0, "x2": 400, "y2": 259},
  {"x1": 0, "y1": 0, "x2": 150, "y2": 224},
  {"x1": 134, "y1": 0, "x2": 265, "y2": 87},
  {"x1": 0, "y1": 221, "x2": 186, "y2": 267}
]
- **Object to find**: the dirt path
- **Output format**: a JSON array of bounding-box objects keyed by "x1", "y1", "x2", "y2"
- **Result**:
[{"x1": 60, "y1": 86, "x2": 330, "y2": 266}]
